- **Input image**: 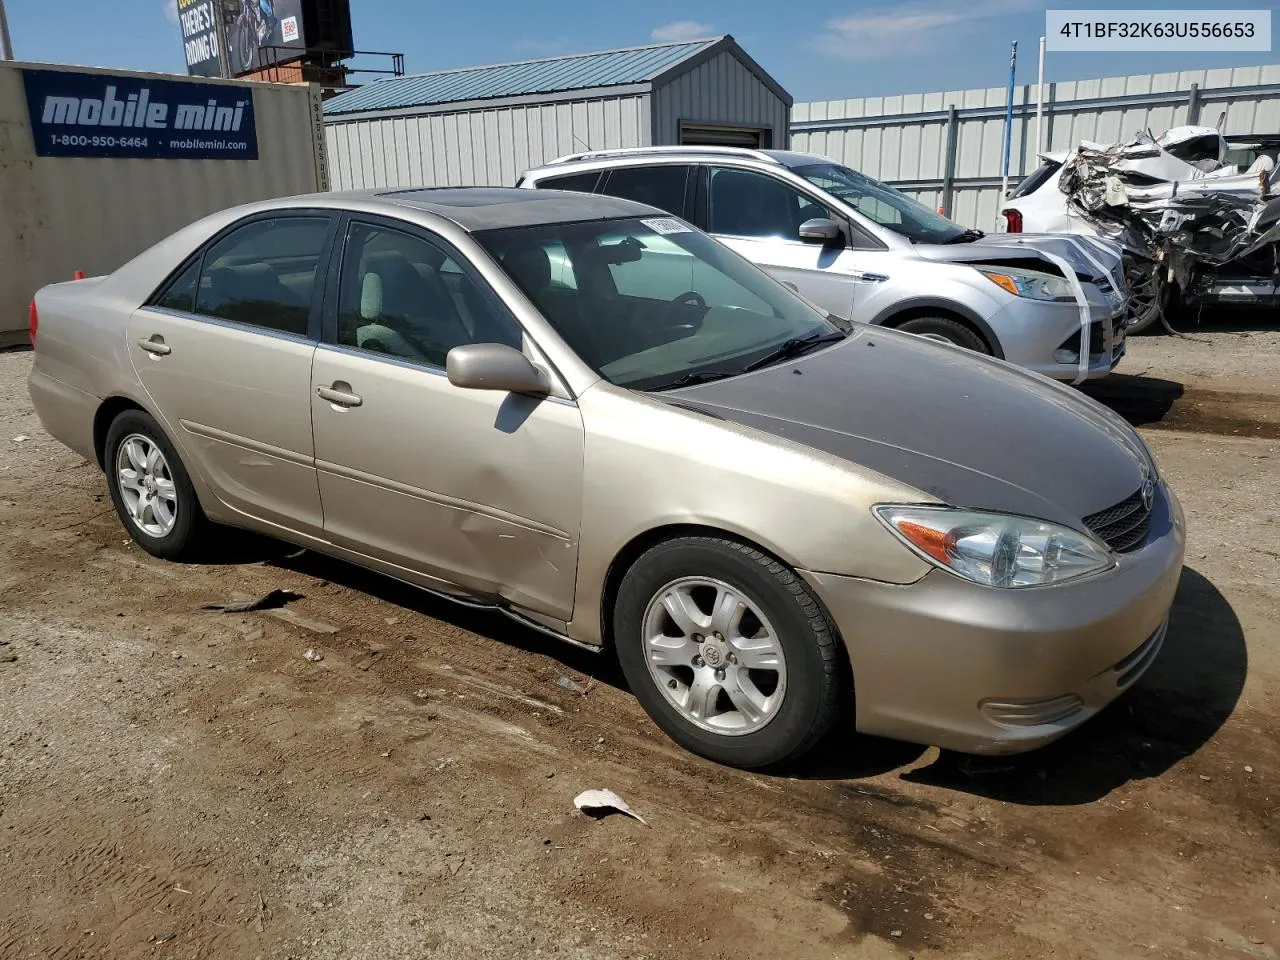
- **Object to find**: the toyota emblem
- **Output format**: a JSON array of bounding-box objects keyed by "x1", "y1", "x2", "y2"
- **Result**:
[{"x1": 1141, "y1": 478, "x2": 1155, "y2": 512}]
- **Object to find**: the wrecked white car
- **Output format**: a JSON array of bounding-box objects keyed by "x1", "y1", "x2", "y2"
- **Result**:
[{"x1": 999, "y1": 126, "x2": 1280, "y2": 333}]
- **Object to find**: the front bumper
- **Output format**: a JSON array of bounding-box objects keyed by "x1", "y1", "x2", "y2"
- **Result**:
[
  {"x1": 987, "y1": 293, "x2": 1128, "y2": 382},
  {"x1": 802, "y1": 481, "x2": 1185, "y2": 755}
]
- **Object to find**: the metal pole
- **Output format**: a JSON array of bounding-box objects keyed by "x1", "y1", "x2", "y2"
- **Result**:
[
  {"x1": 213, "y1": 0, "x2": 232, "y2": 79},
  {"x1": 941, "y1": 106, "x2": 959, "y2": 218},
  {"x1": 998, "y1": 40, "x2": 1018, "y2": 225},
  {"x1": 1186, "y1": 82, "x2": 1201, "y2": 125},
  {"x1": 1035, "y1": 35, "x2": 1046, "y2": 157},
  {"x1": 0, "y1": 0, "x2": 15, "y2": 61}
]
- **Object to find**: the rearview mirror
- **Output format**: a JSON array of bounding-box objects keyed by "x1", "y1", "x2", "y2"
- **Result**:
[
  {"x1": 798, "y1": 218, "x2": 843, "y2": 247},
  {"x1": 446, "y1": 343, "x2": 550, "y2": 395}
]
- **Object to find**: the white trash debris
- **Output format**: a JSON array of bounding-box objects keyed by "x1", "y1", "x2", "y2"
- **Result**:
[
  {"x1": 303, "y1": 649, "x2": 323, "y2": 662},
  {"x1": 11, "y1": 435, "x2": 29, "y2": 443},
  {"x1": 573, "y1": 788, "x2": 647, "y2": 825}
]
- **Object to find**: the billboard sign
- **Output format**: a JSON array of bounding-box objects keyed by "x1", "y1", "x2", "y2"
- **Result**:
[
  {"x1": 177, "y1": 0, "x2": 225, "y2": 78},
  {"x1": 224, "y1": 0, "x2": 307, "y2": 76},
  {"x1": 22, "y1": 69, "x2": 259, "y2": 160}
]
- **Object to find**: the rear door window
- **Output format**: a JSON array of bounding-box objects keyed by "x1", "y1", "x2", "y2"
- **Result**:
[
  {"x1": 600, "y1": 165, "x2": 692, "y2": 218},
  {"x1": 531, "y1": 171, "x2": 602, "y2": 193},
  {"x1": 192, "y1": 217, "x2": 331, "y2": 336},
  {"x1": 1009, "y1": 161, "x2": 1063, "y2": 199}
]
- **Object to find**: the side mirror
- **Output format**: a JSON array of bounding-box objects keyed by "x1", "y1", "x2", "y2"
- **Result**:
[
  {"x1": 446, "y1": 343, "x2": 550, "y2": 395},
  {"x1": 798, "y1": 218, "x2": 844, "y2": 247}
]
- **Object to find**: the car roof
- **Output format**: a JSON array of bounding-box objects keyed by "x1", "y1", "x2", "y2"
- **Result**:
[{"x1": 272, "y1": 186, "x2": 659, "y2": 231}]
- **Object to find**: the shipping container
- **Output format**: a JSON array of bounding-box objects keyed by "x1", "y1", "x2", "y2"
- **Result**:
[{"x1": 1, "y1": 60, "x2": 329, "y2": 346}]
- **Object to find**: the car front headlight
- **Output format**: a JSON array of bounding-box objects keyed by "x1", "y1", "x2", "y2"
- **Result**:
[
  {"x1": 875, "y1": 505, "x2": 1114, "y2": 588},
  {"x1": 978, "y1": 266, "x2": 1075, "y2": 302}
]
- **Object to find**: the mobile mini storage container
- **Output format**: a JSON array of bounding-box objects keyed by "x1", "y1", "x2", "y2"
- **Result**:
[
  {"x1": 0, "y1": 60, "x2": 329, "y2": 346},
  {"x1": 322, "y1": 35, "x2": 792, "y2": 190}
]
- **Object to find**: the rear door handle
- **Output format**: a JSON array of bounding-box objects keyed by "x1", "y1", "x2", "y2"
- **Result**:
[
  {"x1": 137, "y1": 336, "x2": 171, "y2": 356},
  {"x1": 317, "y1": 383, "x2": 363, "y2": 408}
]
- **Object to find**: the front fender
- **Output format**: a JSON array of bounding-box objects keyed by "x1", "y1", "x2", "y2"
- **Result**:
[{"x1": 566, "y1": 383, "x2": 934, "y2": 646}]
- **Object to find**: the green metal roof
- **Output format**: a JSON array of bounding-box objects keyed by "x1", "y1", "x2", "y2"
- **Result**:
[{"x1": 323, "y1": 37, "x2": 722, "y2": 117}]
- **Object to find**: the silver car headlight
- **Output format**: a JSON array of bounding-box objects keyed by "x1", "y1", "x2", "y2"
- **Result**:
[
  {"x1": 977, "y1": 266, "x2": 1074, "y2": 302},
  {"x1": 874, "y1": 505, "x2": 1114, "y2": 588}
]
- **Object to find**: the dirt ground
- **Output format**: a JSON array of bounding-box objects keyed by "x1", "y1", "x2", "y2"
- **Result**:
[{"x1": 1, "y1": 322, "x2": 1277, "y2": 960}]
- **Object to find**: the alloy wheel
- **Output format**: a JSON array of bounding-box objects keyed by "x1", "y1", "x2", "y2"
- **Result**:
[
  {"x1": 641, "y1": 577, "x2": 787, "y2": 735},
  {"x1": 115, "y1": 434, "x2": 179, "y2": 538}
]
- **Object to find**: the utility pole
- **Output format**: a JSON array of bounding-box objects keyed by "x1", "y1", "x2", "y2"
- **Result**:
[
  {"x1": 0, "y1": 0, "x2": 15, "y2": 62},
  {"x1": 213, "y1": 0, "x2": 232, "y2": 78}
]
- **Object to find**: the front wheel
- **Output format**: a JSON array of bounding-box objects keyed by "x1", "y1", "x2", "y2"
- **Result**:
[
  {"x1": 613, "y1": 537, "x2": 844, "y2": 769},
  {"x1": 896, "y1": 316, "x2": 991, "y2": 354}
]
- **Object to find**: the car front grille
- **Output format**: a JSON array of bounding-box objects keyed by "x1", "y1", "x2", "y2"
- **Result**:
[{"x1": 1083, "y1": 488, "x2": 1152, "y2": 553}]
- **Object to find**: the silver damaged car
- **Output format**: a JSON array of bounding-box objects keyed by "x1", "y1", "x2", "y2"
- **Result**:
[
  {"x1": 27, "y1": 188, "x2": 1184, "y2": 769},
  {"x1": 519, "y1": 147, "x2": 1131, "y2": 383}
]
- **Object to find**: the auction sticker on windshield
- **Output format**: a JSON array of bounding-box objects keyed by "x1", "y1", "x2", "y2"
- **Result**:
[{"x1": 641, "y1": 217, "x2": 691, "y2": 235}]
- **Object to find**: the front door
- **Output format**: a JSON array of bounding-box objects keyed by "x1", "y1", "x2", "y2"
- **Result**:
[
  {"x1": 126, "y1": 214, "x2": 335, "y2": 535},
  {"x1": 701, "y1": 165, "x2": 859, "y2": 319},
  {"x1": 310, "y1": 218, "x2": 585, "y2": 620}
]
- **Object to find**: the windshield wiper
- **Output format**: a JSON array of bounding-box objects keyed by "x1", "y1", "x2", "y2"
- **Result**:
[
  {"x1": 650, "y1": 369, "x2": 741, "y2": 391},
  {"x1": 944, "y1": 228, "x2": 986, "y2": 244},
  {"x1": 741, "y1": 330, "x2": 846, "y2": 372}
]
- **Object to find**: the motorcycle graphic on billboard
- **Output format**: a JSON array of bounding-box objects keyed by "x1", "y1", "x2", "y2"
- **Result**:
[{"x1": 228, "y1": 0, "x2": 306, "y2": 75}]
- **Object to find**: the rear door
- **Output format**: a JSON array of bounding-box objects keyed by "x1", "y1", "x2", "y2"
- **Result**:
[
  {"x1": 697, "y1": 165, "x2": 859, "y2": 318},
  {"x1": 128, "y1": 213, "x2": 335, "y2": 535},
  {"x1": 309, "y1": 216, "x2": 585, "y2": 619}
]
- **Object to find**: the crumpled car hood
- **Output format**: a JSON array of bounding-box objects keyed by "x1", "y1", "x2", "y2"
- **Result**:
[{"x1": 665, "y1": 327, "x2": 1151, "y2": 530}]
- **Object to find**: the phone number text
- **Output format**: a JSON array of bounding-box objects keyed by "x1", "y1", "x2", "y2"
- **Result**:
[{"x1": 49, "y1": 134, "x2": 151, "y2": 148}]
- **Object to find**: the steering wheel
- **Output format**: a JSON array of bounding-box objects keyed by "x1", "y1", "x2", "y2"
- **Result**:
[{"x1": 672, "y1": 291, "x2": 707, "y2": 309}]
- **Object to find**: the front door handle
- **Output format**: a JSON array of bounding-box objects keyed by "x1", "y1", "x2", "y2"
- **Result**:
[
  {"x1": 317, "y1": 383, "x2": 363, "y2": 408},
  {"x1": 137, "y1": 336, "x2": 171, "y2": 356}
]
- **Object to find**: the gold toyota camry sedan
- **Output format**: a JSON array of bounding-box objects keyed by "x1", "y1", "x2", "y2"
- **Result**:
[{"x1": 27, "y1": 188, "x2": 1185, "y2": 769}]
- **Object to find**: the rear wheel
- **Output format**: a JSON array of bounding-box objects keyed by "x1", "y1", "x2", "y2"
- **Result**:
[
  {"x1": 104, "y1": 410, "x2": 209, "y2": 561},
  {"x1": 613, "y1": 536, "x2": 844, "y2": 769},
  {"x1": 896, "y1": 315, "x2": 991, "y2": 354}
]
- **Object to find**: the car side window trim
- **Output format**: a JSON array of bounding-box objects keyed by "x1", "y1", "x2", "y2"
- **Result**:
[{"x1": 143, "y1": 209, "x2": 339, "y2": 342}]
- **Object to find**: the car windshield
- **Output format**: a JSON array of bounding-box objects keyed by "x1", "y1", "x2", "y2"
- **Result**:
[
  {"x1": 794, "y1": 162, "x2": 968, "y2": 244},
  {"x1": 476, "y1": 217, "x2": 843, "y2": 391}
]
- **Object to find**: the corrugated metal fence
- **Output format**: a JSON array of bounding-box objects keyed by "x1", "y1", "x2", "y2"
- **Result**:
[{"x1": 791, "y1": 65, "x2": 1280, "y2": 230}]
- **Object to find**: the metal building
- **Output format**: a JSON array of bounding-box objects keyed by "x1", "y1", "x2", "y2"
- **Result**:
[{"x1": 322, "y1": 35, "x2": 791, "y2": 190}]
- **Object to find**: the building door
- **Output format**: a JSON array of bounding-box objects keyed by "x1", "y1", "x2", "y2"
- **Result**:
[{"x1": 679, "y1": 123, "x2": 771, "y2": 149}]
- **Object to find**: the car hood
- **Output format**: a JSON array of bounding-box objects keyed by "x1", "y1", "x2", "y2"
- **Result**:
[
  {"x1": 664, "y1": 327, "x2": 1151, "y2": 530},
  {"x1": 915, "y1": 234, "x2": 1123, "y2": 283}
]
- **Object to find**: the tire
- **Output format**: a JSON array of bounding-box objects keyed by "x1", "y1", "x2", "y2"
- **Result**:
[
  {"x1": 896, "y1": 316, "x2": 990, "y2": 354},
  {"x1": 1122, "y1": 256, "x2": 1163, "y2": 335},
  {"x1": 613, "y1": 536, "x2": 844, "y2": 769},
  {"x1": 104, "y1": 410, "x2": 209, "y2": 561}
]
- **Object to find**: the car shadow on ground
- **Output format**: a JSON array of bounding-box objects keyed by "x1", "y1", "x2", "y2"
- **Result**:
[
  {"x1": 208, "y1": 537, "x2": 1244, "y2": 802},
  {"x1": 255, "y1": 544, "x2": 628, "y2": 688},
  {"x1": 894, "y1": 566, "x2": 1244, "y2": 805},
  {"x1": 1080, "y1": 373, "x2": 1185, "y2": 427}
]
